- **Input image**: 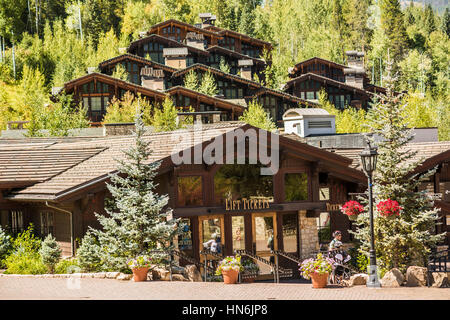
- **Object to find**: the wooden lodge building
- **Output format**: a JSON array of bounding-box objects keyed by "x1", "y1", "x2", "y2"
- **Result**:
[{"x1": 1, "y1": 120, "x2": 449, "y2": 277}]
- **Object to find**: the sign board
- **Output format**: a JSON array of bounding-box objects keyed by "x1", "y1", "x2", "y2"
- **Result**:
[
  {"x1": 326, "y1": 203, "x2": 343, "y2": 211},
  {"x1": 225, "y1": 197, "x2": 272, "y2": 211}
]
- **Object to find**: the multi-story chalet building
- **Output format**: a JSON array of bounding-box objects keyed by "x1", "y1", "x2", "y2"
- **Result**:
[
  {"x1": 59, "y1": 14, "x2": 313, "y2": 126},
  {"x1": 283, "y1": 51, "x2": 388, "y2": 110}
]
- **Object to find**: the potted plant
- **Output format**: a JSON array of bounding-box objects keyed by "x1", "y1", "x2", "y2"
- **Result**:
[
  {"x1": 215, "y1": 255, "x2": 243, "y2": 284},
  {"x1": 299, "y1": 253, "x2": 334, "y2": 288},
  {"x1": 376, "y1": 199, "x2": 401, "y2": 219},
  {"x1": 241, "y1": 258, "x2": 260, "y2": 283},
  {"x1": 340, "y1": 200, "x2": 364, "y2": 221},
  {"x1": 127, "y1": 255, "x2": 152, "y2": 282}
]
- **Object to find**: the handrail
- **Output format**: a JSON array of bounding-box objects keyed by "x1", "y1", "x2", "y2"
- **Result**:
[
  {"x1": 427, "y1": 248, "x2": 449, "y2": 287},
  {"x1": 235, "y1": 249, "x2": 293, "y2": 283},
  {"x1": 271, "y1": 250, "x2": 302, "y2": 264}
]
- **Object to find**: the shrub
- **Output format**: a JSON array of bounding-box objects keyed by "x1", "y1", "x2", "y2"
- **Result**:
[
  {"x1": 76, "y1": 231, "x2": 102, "y2": 272},
  {"x1": 0, "y1": 226, "x2": 12, "y2": 267},
  {"x1": 39, "y1": 234, "x2": 62, "y2": 273},
  {"x1": 4, "y1": 225, "x2": 46, "y2": 274},
  {"x1": 356, "y1": 253, "x2": 369, "y2": 273},
  {"x1": 3, "y1": 252, "x2": 47, "y2": 274},
  {"x1": 55, "y1": 258, "x2": 81, "y2": 274}
]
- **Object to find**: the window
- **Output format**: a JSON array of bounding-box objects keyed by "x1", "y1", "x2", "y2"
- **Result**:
[
  {"x1": 9, "y1": 210, "x2": 23, "y2": 234},
  {"x1": 284, "y1": 173, "x2": 308, "y2": 201},
  {"x1": 214, "y1": 164, "x2": 274, "y2": 206},
  {"x1": 317, "y1": 212, "x2": 332, "y2": 244},
  {"x1": 91, "y1": 97, "x2": 102, "y2": 111},
  {"x1": 282, "y1": 213, "x2": 298, "y2": 253},
  {"x1": 178, "y1": 218, "x2": 193, "y2": 256},
  {"x1": 202, "y1": 218, "x2": 222, "y2": 246},
  {"x1": 308, "y1": 121, "x2": 332, "y2": 128},
  {"x1": 306, "y1": 92, "x2": 315, "y2": 100},
  {"x1": 231, "y1": 216, "x2": 245, "y2": 250},
  {"x1": 40, "y1": 211, "x2": 54, "y2": 236},
  {"x1": 177, "y1": 176, "x2": 203, "y2": 206}
]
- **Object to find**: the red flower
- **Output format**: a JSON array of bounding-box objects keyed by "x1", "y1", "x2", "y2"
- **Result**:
[
  {"x1": 376, "y1": 199, "x2": 401, "y2": 217},
  {"x1": 340, "y1": 200, "x2": 364, "y2": 217}
]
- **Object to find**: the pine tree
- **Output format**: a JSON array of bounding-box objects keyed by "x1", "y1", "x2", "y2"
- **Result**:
[
  {"x1": 76, "y1": 231, "x2": 102, "y2": 272},
  {"x1": 86, "y1": 112, "x2": 186, "y2": 272},
  {"x1": 0, "y1": 226, "x2": 12, "y2": 266},
  {"x1": 152, "y1": 97, "x2": 179, "y2": 132},
  {"x1": 239, "y1": 99, "x2": 276, "y2": 132},
  {"x1": 111, "y1": 63, "x2": 129, "y2": 82},
  {"x1": 183, "y1": 69, "x2": 199, "y2": 91},
  {"x1": 441, "y1": 7, "x2": 450, "y2": 37},
  {"x1": 423, "y1": 4, "x2": 436, "y2": 35},
  {"x1": 199, "y1": 70, "x2": 218, "y2": 96},
  {"x1": 351, "y1": 60, "x2": 444, "y2": 274},
  {"x1": 379, "y1": 0, "x2": 408, "y2": 66},
  {"x1": 39, "y1": 234, "x2": 62, "y2": 273},
  {"x1": 219, "y1": 57, "x2": 231, "y2": 74}
]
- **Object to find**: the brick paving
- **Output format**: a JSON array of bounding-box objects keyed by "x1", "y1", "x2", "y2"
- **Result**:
[{"x1": 0, "y1": 277, "x2": 449, "y2": 300}]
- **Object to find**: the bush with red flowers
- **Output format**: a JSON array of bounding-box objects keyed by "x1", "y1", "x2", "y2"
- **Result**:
[
  {"x1": 340, "y1": 200, "x2": 364, "y2": 217},
  {"x1": 376, "y1": 199, "x2": 401, "y2": 218}
]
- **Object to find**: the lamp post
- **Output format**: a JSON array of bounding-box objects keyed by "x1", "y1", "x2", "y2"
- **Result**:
[{"x1": 359, "y1": 142, "x2": 381, "y2": 288}]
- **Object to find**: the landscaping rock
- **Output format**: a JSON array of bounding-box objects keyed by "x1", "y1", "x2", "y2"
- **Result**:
[
  {"x1": 349, "y1": 273, "x2": 368, "y2": 286},
  {"x1": 151, "y1": 267, "x2": 170, "y2": 281},
  {"x1": 117, "y1": 273, "x2": 133, "y2": 281},
  {"x1": 171, "y1": 265, "x2": 185, "y2": 274},
  {"x1": 81, "y1": 273, "x2": 95, "y2": 278},
  {"x1": 431, "y1": 272, "x2": 449, "y2": 288},
  {"x1": 381, "y1": 268, "x2": 404, "y2": 287},
  {"x1": 93, "y1": 272, "x2": 106, "y2": 279},
  {"x1": 171, "y1": 274, "x2": 189, "y2": 281},
  {"x1": 105, "y1": 272, "x2": 121, "y2": 279},
  {"x1": 406, "y1": 266, "x2": 427, "y2": 287},
  {"x1": 185, "y1": 265, "x2": 202, "y2": 282}
]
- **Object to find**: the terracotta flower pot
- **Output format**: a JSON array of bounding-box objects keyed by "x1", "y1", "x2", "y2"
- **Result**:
[
  {"x1": 310, "y1": 272, "x2": 329, "y2": 288},
  {"x1": 132, "y1": 267, "x2": 149, "y2": 282},
  {"x1": 222, "y1": 269, "x2": 239, "y2": 284}
]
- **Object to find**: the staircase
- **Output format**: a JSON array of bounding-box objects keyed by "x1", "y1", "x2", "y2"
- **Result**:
[{"x1": 234, "y1": 249, "x2": 293, "y2": 280}]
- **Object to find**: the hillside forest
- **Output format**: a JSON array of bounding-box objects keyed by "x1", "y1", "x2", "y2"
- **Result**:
[{"x1": 0, "y1": 0, "x2": 448, "y2": 139}]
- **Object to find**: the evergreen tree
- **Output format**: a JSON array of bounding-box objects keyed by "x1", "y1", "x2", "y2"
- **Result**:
[
  {"x1": 39, "y1": 234, "x2": 62, "y2": 273},
  {"x1": 352, "y1": 60, "x2": 444, "y2": 274},
  {"x1": 0, "y1": 226, "x2": 12, "y2": 267},
  {"x1": 219, "y1": 57, "x2": 231, "y2": 74},
  {"x1": 183, "y1": 69, "x2": 199, "y2": 91},
  {"x1": 199, "y1": 70, "x2": 218, "y2": 96},
  {"x1": 441, "y1": 7, "x2": 450, "y2": 37},
  {"x1": 76, "y1": 231, "x2": 102, "y2": 272},
  {"x1": 87, "y1": 113, "x2": 187, "y2": 272},
  {"x1": 423, "y1": 4, "x2": 436, "y2": 35},
  {"x1": 111, "y1": 64, "x2": 129, "y2": 82},
  {"x1": 152, "y1": 97, "x2": 179, "y2": 132},
  {"x1": 239, "y1": 99, "x2": 276, "y2": 132},
  {"x1": 379, "y1": 0, "x2": 408, "y2": 65}
]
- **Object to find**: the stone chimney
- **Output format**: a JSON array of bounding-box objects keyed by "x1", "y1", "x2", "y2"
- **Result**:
[
  {"x1": 238, "y1": 59, "x2": 253, "y2": 80},
  {"x1": 140, "y1": 66, "x2": 165, "y2": 91},
  {"x1": 199, "y1": 13, "x2": 216, "y2": 28},
  {"x1": 186, "y1": 32, "x2": 205, "y2": 50},
  {"x1": 163, "y1": 47, "x2": 188, "y2": 69},
  {"x1": 344, "y1": 51, "x2": 365, "y2": 89},
  {"x1": 87, "y1": 67, "x2": 97, "y2": 74}
]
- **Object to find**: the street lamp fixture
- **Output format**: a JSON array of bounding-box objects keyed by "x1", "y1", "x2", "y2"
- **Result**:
[{"x1": 360, "y1": 140, "x2": 381, "y2": 288}]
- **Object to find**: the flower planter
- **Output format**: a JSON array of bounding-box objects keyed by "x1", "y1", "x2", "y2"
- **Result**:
[
  {"x1": 222, "y1": 269, "x2": 239, "y2": 284},
  {"x1": 348, "y1": 214, "x2": 358, "y2": 221},
  {"x1": 310, "y1": 272, "x2": 329, "y2": 288},
  {"x1": 384, "y1": 214, "x2": 398, "y2": 220},
  {"x1": 132, "y1": 267, "x2": 149, "y2": 282}
]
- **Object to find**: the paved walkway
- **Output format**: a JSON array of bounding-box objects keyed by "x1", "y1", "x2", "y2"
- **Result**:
[{"x1": 0, "y1": 277, "x2": 449, "y2": 300}]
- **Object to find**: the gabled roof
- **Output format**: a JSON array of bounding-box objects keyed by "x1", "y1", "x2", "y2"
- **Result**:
[
  {"x1": 147, "y1": 19, "x2": 222, "y2": 39},
  {"x1": 251, "y1": 87, "x2": 319, "y2": 107},
  {"x1": 289, "y1": 57, "x2": 348, "y2": 76},
  {"x1": 206, "y1": 46, "x2": 265, "y2": 65},
  {"x1": 98, "y1": 54, "x2": 177, "y2": 73},
  {"x1": 128, "y1": 34, "x2": 209, "y2": 56},
  {"x1": 284, "y1": 73, "x2": 371, "y2": 96},
  {"x1": 7, "y1": 123, "x2": 366, "y2": 201},
  {"x1": 63, "y1": 72, "x2": 167, "y2": 100}
]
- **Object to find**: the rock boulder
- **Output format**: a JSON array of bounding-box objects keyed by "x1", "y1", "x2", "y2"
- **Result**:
[
  {"x1": 406, "y1": 266, "x2": 428, "y2": 287},
  {"x1": 431, "y1": 272, "x2": 449, "y2": 288},
  {"x1": 381, "y1": 268, "x2": 404, "y2": 287},
  {"x1": 185, "y1": 265, "x2": 203, "y2": 282},
  {"x1": 349, "y1": 273, "x2": 368, "y2": 286}
]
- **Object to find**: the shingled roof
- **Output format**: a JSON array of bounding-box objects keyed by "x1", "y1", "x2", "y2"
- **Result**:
[
  {"x1": 0, "y1": 146, "x2": 105, "y2": 188},
  {"x1": 7, "y1": 122, "x2": 245, "y2": 201}
]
